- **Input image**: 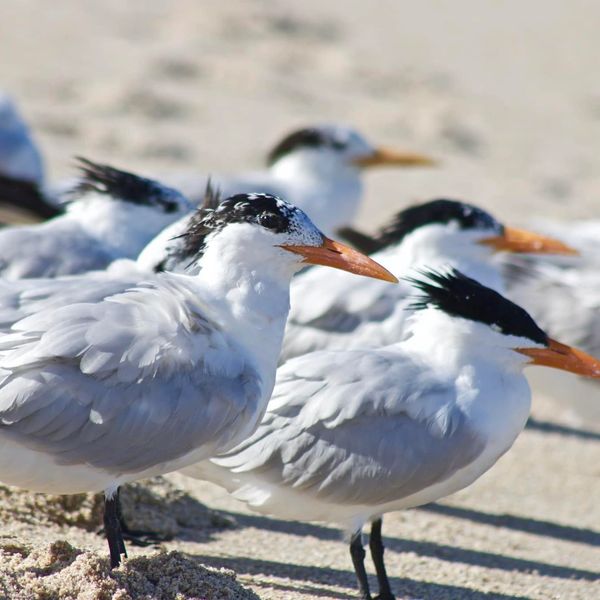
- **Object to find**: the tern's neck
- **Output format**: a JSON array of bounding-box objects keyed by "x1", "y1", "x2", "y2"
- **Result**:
[
  {"x1": 379, "y1": 227, "x2": 504, "y2": 293},
  {"x1": 67, "y1": 196, "x2": 173, "y2": 258},
  {"x1": 400, "y1": 310, "x2": 532, "y2": 443},
  {"x1": 195, "y1": 235, "x2": 293, "y2": 388},
  {"x1": 402, "y1": 310, "x2": 530, "y2": 376},
  {"x1": 269, "y1": 152, "x2": 362, "y2": 235}
]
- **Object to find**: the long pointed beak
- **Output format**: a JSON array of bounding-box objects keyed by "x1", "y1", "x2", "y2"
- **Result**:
[
  {"x1": 479, "y1": 226, "x2": 578, "y2": 255},
  {"x1": 353, "y1": 147, "x2": 437, "y2": 168},
  {"x1": 516, "y1": 338, "x2": 600, "y2": 378},
  {"x1": 280, "y1": 237, "x2": 398, "y2": 283}
]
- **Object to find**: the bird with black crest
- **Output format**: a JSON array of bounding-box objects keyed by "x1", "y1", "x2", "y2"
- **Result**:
[
  {"x1": 281, "y1": 198, "x2": 576, "y2": 362},
  {"x1": 0, "y1": 158, "x2": 194, "y2": 279},
  {"x1": 182, "y1": 268, "x2": 600, "y2": 600},
  {"x1": 163, "y1": 123, "x2": 435, "y2": 237}
]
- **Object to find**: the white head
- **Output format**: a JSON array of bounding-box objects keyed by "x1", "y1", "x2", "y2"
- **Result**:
[
  {"x1": 374, "y1": 199, "x2": 576, "y2": 291},
  {"x1": 265, "y1": 124, "x2": 435, "y2": 235},
  {"x1": 0, "y1": 92, "x2": 44, "y2": 184},
  {"x1": 404, "y1": 268, "x2": 600, "y2": 379}
]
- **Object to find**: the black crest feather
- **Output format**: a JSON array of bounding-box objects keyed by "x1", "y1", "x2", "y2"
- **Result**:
[
  {"x1": 377, "y1": 199, "x2": 503, "y2": 248},
  {"x1": 70, "y1": 157, "x2": 184, "y2": 213},
  {"x1": 267, "y1": 127, "x2": 346, "y2": 166},
  {"x1": 200, "y1": 178, "x2": 222, "y2": 211},
  {"x1": 407, "y1": 268, "x2": 548, "y2": 345}
]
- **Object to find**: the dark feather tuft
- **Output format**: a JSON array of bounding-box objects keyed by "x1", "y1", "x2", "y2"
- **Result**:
[
  {"x1": 267, "y1": 127, "x2": 346, "y2": 166},
  {"x1": 406, "y1": 267, "x2": 548, "y2": 345},
  {"x1": 336, "y1": 226, "x2": 381, "y2": 254},
  {"x1": 70, "y1": 157, "x2": 185, "y2": 213},
  {"x1": 200, "y1": 178, "x2": 222, "y2": 211},
  {"x1": 376, "y1": 199, "x2": 503, "y2": 248}
]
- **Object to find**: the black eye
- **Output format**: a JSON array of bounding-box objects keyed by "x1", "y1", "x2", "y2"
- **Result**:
[
  {"x1": 259, "y1": 212, "x2": 284, "y2": 230},
  {"x1": 331, "y1": 139, "x2": 347, "y2": 151}
]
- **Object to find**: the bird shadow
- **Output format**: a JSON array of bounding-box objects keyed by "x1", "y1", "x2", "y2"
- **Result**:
[
  {"x1": 525, "y1": 416, "x2": 600, "y2": 442},
  {"x1": 186, "y1": 552, "x2": 531, "y2": 600},
  {"x1": 418, "y1": 503, "x2": 600, "y2": 547},
  {"x1": 383, "y1": 537, "x2": 599, "y2": 581},
  {"x1": 184, "y1": 510, "x2": 599, "y2": 583}
]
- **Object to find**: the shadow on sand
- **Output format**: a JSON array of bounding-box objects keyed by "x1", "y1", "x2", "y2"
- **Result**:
[
  {"x1": 418, "y1": 503, "x2": 600, "y2": 547},
  {"x1": 182, "y1": 508, "x2": 598, "y2": 599},
  {"x1": 190, "y1": 552, "x2": 532, "y2": 600},
  {"x1": 526, "y1": 417, "x2": 600, "y2": 442}
]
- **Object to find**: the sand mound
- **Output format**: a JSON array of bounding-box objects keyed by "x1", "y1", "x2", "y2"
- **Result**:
[
  {"x1": 0, "y1": 539, "x2": 259, "y2": 600},
  {"x1": 0, "y1": 477, "x2": 233, "y2": 538}
]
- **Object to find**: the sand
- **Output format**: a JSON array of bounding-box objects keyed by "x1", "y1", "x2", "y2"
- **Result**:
[
  {"x1": 0, "y1": 541, "x2": 258, "y2": 600},
  {"x1": 0, "y1": 1, "x2": 599, "y2": 598}
]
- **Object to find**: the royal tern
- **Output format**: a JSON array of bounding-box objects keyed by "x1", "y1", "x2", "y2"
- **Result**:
[
  {"x1": 0, "y1": 158, "x2": 193, "y2": 279},
  {"x1": 281, "y1": 199, "x2": 576, "y2": 362},
  {"x1": 182, "y1": 269, "x2": 600, "y2": 599},
  {"x1": 0, "y1": 92, "x2": 59, "y2": 224},
  {"x1": 165, "y1": 124, "x2": 435, "y2": 236},
  {"x1": 0, "y1": 192, "x2": 395, "y2": 568}
]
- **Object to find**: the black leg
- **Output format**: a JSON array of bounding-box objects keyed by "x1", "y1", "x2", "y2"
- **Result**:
[
  {"x1": 104, "y1": 489, "x2": 127, "y2": 568},
  {"x1": 369, "y1": 518, "x2": 395, "y2": 600},
  {"x1": 350, "y1": 529, "x2": 372, "y2": 600},
  {"x1": 115, "y1": 490, "x2": 168, "y2": 547}
]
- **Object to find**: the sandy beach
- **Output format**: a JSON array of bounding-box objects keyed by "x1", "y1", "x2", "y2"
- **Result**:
[{"x1": 0, "y1": 1, "x2": 599, "y2": 598}]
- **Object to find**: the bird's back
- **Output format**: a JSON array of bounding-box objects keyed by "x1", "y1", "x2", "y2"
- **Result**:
[{"x1": 0, "y1": 217, "x2": 115, "y2": 279}]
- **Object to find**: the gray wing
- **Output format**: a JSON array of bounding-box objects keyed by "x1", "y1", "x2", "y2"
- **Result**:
[
  {"x1": 0, "y1": 276, "x2": 262, "y2": 474},
  {"x1": 281, "y1": 261, "x2": 410, "y2": 362},
  {"x1": 0, "y1": 219, "x2": 115, "y2": 279},
  {"x1": 213, "y1": 349, "x2": 485, "y2": 506},
  {"x1": 0, "y1": 260, "x2": 145, "y2": 333}
]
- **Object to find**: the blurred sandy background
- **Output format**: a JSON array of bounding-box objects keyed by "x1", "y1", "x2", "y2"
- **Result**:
[{"x1": 1, "y1": 1, "x2": 599, "y2": 598}]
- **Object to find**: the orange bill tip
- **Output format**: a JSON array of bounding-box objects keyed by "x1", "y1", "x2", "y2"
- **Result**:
[
  {"x1": 516, "y1": 338, "x2": 600, "y2": 378},
  {"x1": 353, "y1": 147, "x2": 437, "y2": 168}
]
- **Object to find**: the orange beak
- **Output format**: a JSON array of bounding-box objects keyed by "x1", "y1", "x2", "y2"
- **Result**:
[
  {"x1": 516, "y1": 338, "x2": 600, "y2": 378},
  {"x1": 280, "y1": 237, "x2": 398, "y2": 283},
  {"x1": 479, "y1": 226, "x2": 578, "y2": 255},
  {"x1": 353, "y1": 146, "x2": 437, "y2": 168}
]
